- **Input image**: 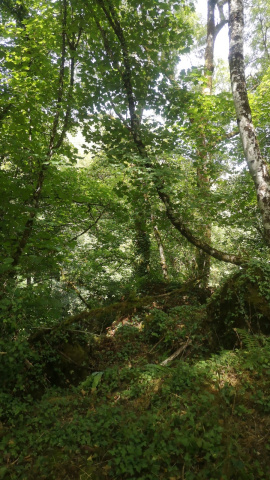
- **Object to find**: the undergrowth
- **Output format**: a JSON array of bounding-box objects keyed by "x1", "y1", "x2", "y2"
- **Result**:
[
  {"x1": 1, "y1": 276, "x2": 270, "y2": 480},
  {"x1": 1, "y1": 324, "x2": 270, "y2": 480}
]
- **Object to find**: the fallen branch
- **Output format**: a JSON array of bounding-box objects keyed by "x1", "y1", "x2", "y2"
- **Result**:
[
  {"x1": 29, "y1": 280, "x2": 203, "y2": 343},
  {"x1": 160, "y1": 339, "x2": 192, "y2": 366}
]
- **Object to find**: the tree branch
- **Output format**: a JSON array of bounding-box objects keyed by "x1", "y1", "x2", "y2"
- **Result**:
[
  {"x1": 157, "y1": 188, "x2": 245, "y2": 265},
  {"x1": 160, "y1": 339, "x2": 192, "y2": 366},
  {"x1": 93, "y1": 0, "x2": 246, "y2": 266},
  {"x1": 69, "y1": 209, "x2": 106, "y2": 242}
]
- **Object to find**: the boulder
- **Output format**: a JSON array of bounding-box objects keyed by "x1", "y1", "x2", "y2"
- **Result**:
[{"x1": 207, "y1": 262, "x2": 270, "y2": 348}]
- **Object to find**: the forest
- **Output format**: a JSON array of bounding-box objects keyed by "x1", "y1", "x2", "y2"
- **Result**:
[{"x1": 1, "y1": 0, "x2": 270, "y2": 478}]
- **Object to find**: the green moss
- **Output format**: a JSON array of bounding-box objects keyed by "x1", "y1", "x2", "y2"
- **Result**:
[{"x1": 207, "y1": 262, "x2": 270, "y2": 348}]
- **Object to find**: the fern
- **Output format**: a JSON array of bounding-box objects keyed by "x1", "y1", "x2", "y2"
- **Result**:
[
  {"x1": 235, "y1": 328, "x2": 270, "y2": 370},
  {"x1": 235, "y1": 328, "x2": 262, "y2": 349}
]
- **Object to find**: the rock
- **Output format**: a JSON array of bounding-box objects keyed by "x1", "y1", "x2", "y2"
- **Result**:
[{"x1": 207, "y1": 262, "x2": 270, "y2": 348}]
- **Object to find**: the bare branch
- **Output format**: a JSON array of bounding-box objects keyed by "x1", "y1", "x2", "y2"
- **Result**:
[{"x1": 160, "y1": 339, "x2": 192, "y2": 366}]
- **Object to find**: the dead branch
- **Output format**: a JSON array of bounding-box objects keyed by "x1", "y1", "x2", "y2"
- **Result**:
[{"x1": 160, "y1": 339, "x2": 192, "y2": 366}]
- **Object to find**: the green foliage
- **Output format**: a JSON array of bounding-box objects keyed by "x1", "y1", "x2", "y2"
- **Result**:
[
  {"x1": 1, "y1": 1, "x2": 270, "y2": 478},
  {"x1": 143, "y1": 305, "x2": 204, "y2": 349},
  {"x1": 1, "y1": 280, "x2": 270, "y2": 479},
  {"x1": 236, "y1": 328, "x2": 270, "y2": 373},
  {"x1": 1, "y1": 337, "x2": 270, "y2": 480},
  {"x1": 143, "y1": 305, "x2": 207, "y2": 350}
]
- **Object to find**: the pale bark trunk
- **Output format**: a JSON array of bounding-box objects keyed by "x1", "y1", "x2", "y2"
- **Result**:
[
  {"x1": 151, "y1": 216, "x2": 169, "y2": 281},
  {"x1": 204, "y1": 0, "x2": 216, "y2": 91},
  {"x1": 229, "y1": 0, "x2": 270, "y2": 246},
  {"x1": 195, "y1": 0, "x2": 228, "y2": 284},
  {"x1": 195, "y1": 0, "x2": 215, "y2": 284}
]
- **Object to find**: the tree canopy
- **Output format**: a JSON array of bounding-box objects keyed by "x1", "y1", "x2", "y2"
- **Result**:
[{"x1": 1, "y1": 0, "x2": 270, "y2": 312}]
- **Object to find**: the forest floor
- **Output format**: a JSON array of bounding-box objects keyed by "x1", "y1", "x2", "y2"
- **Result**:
[{"x1": 1, "y1": 280, "x2": 270, "y2": 480}]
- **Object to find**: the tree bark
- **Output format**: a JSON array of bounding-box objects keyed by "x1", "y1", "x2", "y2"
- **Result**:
[
  {"x1": 228, "y1": 0, "x2": 270, "y2": 246},
  {"x1": 134, "y1": 213, "x2": 151, "y2": 277},
  {"x1": 195, "y1": 0, "x2": 229, "y2": 284},
  {"x1": 151, "y1": 215, "x2": 169, "y2": 280},
  {"x1": 158, "y1": 188, "x2": 244, "y2": 265},
  {"x1": 195, "y1": 0, "x2": 215, "y2": 285},
  {"x1": 160, "y1": 339, "x2": 192, "y2": 366}
]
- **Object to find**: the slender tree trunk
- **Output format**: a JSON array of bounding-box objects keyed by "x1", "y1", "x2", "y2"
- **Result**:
[
  {"x1": 134, "y1": 213, "x2": 151, "y2": 278},
  {"x1": 158, "y1": 190, "x2": 244, "y2": 264},
  {"x1": 151, "y1": 215, "x2": 169, "y2": 281},
  {"x1": 229, "y1": 0, "x2": 270, "y2": 246},
  {"x1": 195, "y1": 0, "x2": 228, "y2": 285},
  {"x1": 195, "y1": 0, "x2": 214, "y2": 285},
  {"x1": 205, "y1": 0, "x2": 216, "y2": 91}
]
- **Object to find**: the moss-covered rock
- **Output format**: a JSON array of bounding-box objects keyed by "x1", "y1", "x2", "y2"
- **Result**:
[{"x1": 207, "y1": 262, "x2": 270, "y2": 348}]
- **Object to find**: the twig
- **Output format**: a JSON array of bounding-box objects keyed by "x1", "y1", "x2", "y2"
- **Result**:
[
  {"x1": 148, "y1": 336, "x2": 165, "y2": 353},
  {"x1": 69, "y1": 209, "x2": 106, "y2": 242}
]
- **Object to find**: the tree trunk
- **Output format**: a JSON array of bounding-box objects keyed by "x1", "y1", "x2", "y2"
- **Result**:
[
  {"x1": 158, "y1": 189, "x2": 244, "y2": 265},
  {"x1": 195, "y1": 0, "x2": 228, "y2": 285},
  {"x1": 134, "y1": 213, "x2": 151, "y2": 278},
  {"x1": 228, "y1": 0, "x2": 270, "y2": 246},
  {"x1": 205, "y1": 0, "x2": 216, "y2": 91},
  {"x1": 151, "y1": 216, "x2": 169, "y2": 281}
]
